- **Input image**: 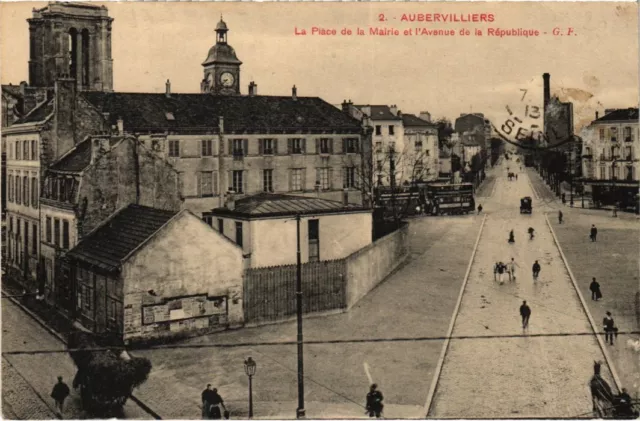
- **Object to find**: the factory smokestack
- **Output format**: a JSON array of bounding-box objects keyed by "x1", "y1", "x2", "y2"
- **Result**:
[{"x1": 543, "y1": 73, "x2": 550, "y2": 111}]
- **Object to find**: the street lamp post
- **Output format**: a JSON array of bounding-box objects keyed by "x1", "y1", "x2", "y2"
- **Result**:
[{"x1": 244, "y1": 357, "x2": 256, "y2": 419}]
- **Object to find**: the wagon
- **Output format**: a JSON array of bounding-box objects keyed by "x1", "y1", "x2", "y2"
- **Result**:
[{"x1": 520, "y1": 197, "x2": 532, "y2": 214}]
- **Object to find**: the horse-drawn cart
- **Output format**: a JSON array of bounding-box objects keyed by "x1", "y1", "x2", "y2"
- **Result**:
[
  {"x1": 590, "y1": 361, "x2": 639, "y2": 419},
  {"x1": 520, "y1": 197, "x2": 533, "y2": 214}
]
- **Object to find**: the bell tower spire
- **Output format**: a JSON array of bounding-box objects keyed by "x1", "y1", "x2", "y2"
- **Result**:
[
  {"x1": 216, "y1": 16, "x2": 228, "y2": 44},
  {"x1": 201, "y1": 17, "x2": 242, "y2": 95}
]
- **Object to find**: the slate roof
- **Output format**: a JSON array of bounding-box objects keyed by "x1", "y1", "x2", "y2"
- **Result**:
[
  {"x1": 80, "y1": 92, "x2": 362, "y2": 133},
  {"x1": 354, "y1": 105, "x2": 402, "y2": 121},
  {"x1": 13, "y1": 98, "x2": 54, "y2": 124},
  {"x1": 593, "y1": 108, "x2": 639, "y2": 123},
  {"x1": 402, "y1": 113, "x2": 436, "y2": 127},
  {"x1": 211, "y1": 193, "x2": 368, "y2": 218},
  {"x1": 49, "y1": 136, "x2": 123, "y2": 173},
  {"x1": 66, "y1": 204, "x2": 178, "y2": 273}
]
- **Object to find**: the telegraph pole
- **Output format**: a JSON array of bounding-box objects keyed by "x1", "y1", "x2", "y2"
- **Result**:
[
  {"x1": 295, "y1": 213, "x2": 305, "y2": 419},
  {"x1": 389, "y1": 146, "x2": 397, "y2": 226}
]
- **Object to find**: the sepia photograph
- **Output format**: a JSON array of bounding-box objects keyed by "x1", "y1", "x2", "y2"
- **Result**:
[{"x1": 0, "y1": 1, "x2": 639, "y2": 419}]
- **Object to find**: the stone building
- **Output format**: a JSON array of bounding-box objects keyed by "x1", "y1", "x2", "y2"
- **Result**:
[
  {"x1": 64, "y1": 204, "x2": 244, "y2": 342},
  {"x1": 39, "y1": 134, "x2": 182, "y2": 309},
  {"x1": 400, "y1": 113, "x2": 439, "y2": 183}
]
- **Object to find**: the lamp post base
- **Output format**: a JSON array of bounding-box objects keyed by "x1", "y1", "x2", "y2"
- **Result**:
[{"x1": 296, "y1": 408, "x2": 306, "y2": 419}]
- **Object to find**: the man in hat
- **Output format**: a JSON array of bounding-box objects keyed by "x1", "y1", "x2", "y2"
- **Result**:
[
  {"x1": 603, "y1": 311, "x2": 615, "y2": 345},
  {"x1": 519, "y1": 301, "x2": 531, "y2": 329},
  {"x1": 50, "y1": 376, "x2": 70, "y2": 415},
  {"x1": 365, "y1": 384, "x2": 384, "y2": 418}
]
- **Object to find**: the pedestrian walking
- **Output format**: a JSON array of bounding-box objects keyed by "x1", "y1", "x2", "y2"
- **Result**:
[
  {"x1": 532, "y1": 260, "x2": 541, "y2": 281},
  {"x1": 202, "y1": 384, "x2": 215, "y2": 419},
  {"x1": 208, "y1": 388, "x2": 227, "y2": 420},
  {"x1": 496, "y1": 262, "x2": 506, "y2": 284},
  {"x1": 603, "y1": 311, "x2": 616, "y2": 345},
  {"x1": 365, "y1": 384, "x2": 384, "y2": 418},
  {"x1": 558, "y1": 210, "x2": 563, "y2": 224},
  {"x1": 50, "y1": 376, "x2": 70, "y2": 416},
  {"x1": 528, "y1": 227, "x2": 535, "y2": 240},
  {"x1": 508, "y1": 229, "x2": 515, "y2": 244},
  {"x1": 590, "y1": 224, "x2": 598, "y2": 242},
  {"x1": 477, "y1": 204, "x2": 483, "y2": 214},
  {"x1": 520, "y1": 300, "x2": 531, "y2": 329},
  {"x1": 507, "y1": 258, "x2": 519, "y2": 282},
  {"x1": 515, "y1": 174, "x2": 518, "y2": 181},
  {"x1": 562, "y1": 193, "x2": 566, "y2": 205},
  {"x1": 590, "y1": 277, "x2": 602, "y2": 301}
]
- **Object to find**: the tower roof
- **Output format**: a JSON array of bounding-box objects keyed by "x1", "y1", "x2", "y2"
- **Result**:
[
  {"x1": 216, "y1": 17, "x2": 229, "y2": 32},
  {"x1": 203, "y1": 43, "x2": 242, "y2": 66}
]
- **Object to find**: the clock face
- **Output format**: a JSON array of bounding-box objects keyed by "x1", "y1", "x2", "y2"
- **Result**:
[{"x1": 220, "y1": 72, "x2": 235, "y2": 87}]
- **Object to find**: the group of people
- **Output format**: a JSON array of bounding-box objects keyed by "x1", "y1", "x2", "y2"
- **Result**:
[
  {"x1": 202, "y1": 384, "x2": 227, "y2": 420},
  {"x1": 507, "y1": 228, "x2": 536, "y2": 244},
  {"x1": 494, "y1": 258, "x2": 519, "y2": 284}
]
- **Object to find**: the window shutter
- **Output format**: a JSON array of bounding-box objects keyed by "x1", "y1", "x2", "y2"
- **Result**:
[
  {"x1": 301, "y1": 168, "x2": 306, "y2": 191},
  {"x1": 242, "y1": 171, "x2": 248, "y2": 194},
  {"x1": 196, "y1": 172, "x2": 202, "y2": 197},
  {"x1": 228, "y1": 139, "x2": 233, "y2": 155},
  {"x1": 316, "y1": 168, "x2": 320, "y2": 186},
  {"x1": 288, "y1": 139, "x2": 293, "y2": 154},
  {"x1": 342, "y1": 138, "x2": 347, "y2": 154},
  {"x1": 328, "y1": 168, "x2": 334, "y2": 189},
  {"x1": 244, "y1": 139, "x2": 249, "y2": 156},
  {"x1": 199, "y1": 140, "x2": 204, "y2": 157},
  {"x1": 289, "y1": 169, "x2": 293, "y2": 191},
  {"x1": 212, "y1": 171, "x2": 219, "y2": 195},
  {"x1": 356, "y1": 138, "x2": 360, "y2": 153},
  {"x1": 302, "y1": 138, "x2": 306, "y2": 154},
  {"x1": 228, "y1": 171, "x2": 233, "y2": 192},
  {"x1": 329, "y1": 138, "x2": 334, "y2": 154},
  {"x1": 212, "y1": 140, "x2": 217, "y2": 156},
  {"x1": 274, "y1": 139, "x2": 279, "y2": 155},
  {"x1": 315, "y1": 139, "x2": 320, "y2": 154},
  {"x1": 258, "y1": 139, "x2": 264, "y2": 155},
  {"x1": 342, "y1": 167, "x2": 347, "y2": 188}
]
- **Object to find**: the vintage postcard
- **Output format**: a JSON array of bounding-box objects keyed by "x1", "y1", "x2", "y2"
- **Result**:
[{"x1": 0, "y1": 1, "x2": 638, "y2": 420}]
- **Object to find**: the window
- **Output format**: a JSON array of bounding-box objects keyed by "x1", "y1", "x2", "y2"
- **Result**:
[
  {"x1": 24, "y1": 222, "x2": 28, "y2": 257},
  {"x1": 599, "y1": 164, "x2": 606, "y2": 179},
  {"x1": 201, "y1": 139, "x2": 213, "y2": 157},
  {"x1": 389, "y1": 126, "x2": 395, "y2": 136},
  {"x1": 218, "y1": 219, "x2": 224, "y2": 234},
  {"x1": 23, "y1": 141, "x2": 28, "y2": 161},
  {"x1": 343, "y1": 167, "x2": 357, "y2": 188},
  {"x1": 415, "y1": 140, "x2": 423, "y2": 152},
  {"x1": 624, "y1": 127, "x2": 633, "y2": 142},
  {"x1": 31, "y1": 177, "x2": 38, "y2": 208},
  {"x1": 612, "y1": 164, "x2": 620, "y2": 180},
  {"x1": 15, "y1": 142, "x2": 19, "y2": 160},
  {"x1": 31, "y1": 223, "x2": 37, "y2": 255},
  {"x1": 62, "y1": 220, "x2": 70, "y2": 249},
  {"x1": 289, "y1": 138, "x2": 305, "y2": 154},
  {"x1": 143, "y1": 306, "x2": 154, "y2": 324},
  {"x1": 31, "y1": 140, "x2": 37, "y2": 160},
  {"x1": 425, "y1": 149, "x2": 430, "y2": 157},
  {"x1": 291, "y1": 169, "x2": 303, "y2": 191},
  {"x1": 203, "y1": 216, "x2": 213, "y2": 226},
  {"x1": 8, "y1": 175, "x2": 13, "y2": 202},
  {"x1": 106, "y1": 297, "x2": 120, "y2": 330},
  {"x1": 343, "y1": 137, "x2": 359, "y2": 154},
  {"x1": 626, "y1": 166, "x2": 634, "y2": 180},
  {"x1": 232, "y1": 170, "x2": 244, "y2": 194},
  {"x1": 235, "y1": 222, "x2": 243, "y2": 247},
  {"x1": 308, "y1": 219, "x2": 319, "y2": 262},
  {"x1": 231, "y1": 139, "x2": 246, "y2": 159},
  {"x1": 198, "y1": 171, "x2": 217, "y2": 197},
  {"x1": 375, "y1": 125, "x2": 382, "y2": 136},
  {"x1": 611, "y1": 146, "x2": 619, "y2": 158},
  {"x1": 15, "y1": 176, "x2": 21, "y2": 204},
  {"x1": 54, "y1": 219, "x2": 60, "y2": 247},
  {"x1": 316, "y1": 168, "x2": 330, "y2": 190},
  {"x1": 375, "y1": 141, "x2": 382, "y2": 152},
  {"x1": 318, "y1": 138, "x2": 332, "y2": 154},
  {"x1": 46, "y1": 217, "x2": 52, "y2": 243},
  {"x1": 168, "y1": 139, "x2": 180, "y2": 157},
  {"x1": 599, "y1": 129, "x2": 605, "y2": 141},
  {"x1": 260, "y1": 138, "x2": 276, "y2": 155},
  {"x1": 263, "y1": 169, "x2": 274, "y2": 192},
  {"x1": 610, "y1": 127, "x2": 617, "y2": 142},
  {"x1": 23, "y1": 176, "x2": 29, "y2": 207},
  {"x1": 377, "y1": 160, "x2": 383, "y2": 171}
]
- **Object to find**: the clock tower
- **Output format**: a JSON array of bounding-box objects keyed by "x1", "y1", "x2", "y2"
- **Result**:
[{"x1": 201, "y1": 17, "x2": 242, "y2": 95}]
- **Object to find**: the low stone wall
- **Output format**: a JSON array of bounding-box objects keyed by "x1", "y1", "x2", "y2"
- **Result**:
[{"x1": 345, "y1": 223, "x2": 409, "y2": 308}]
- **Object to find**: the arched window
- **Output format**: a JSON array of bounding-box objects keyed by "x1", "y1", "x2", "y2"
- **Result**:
[
  {"x1": 68, "y1": 28, "x2": 78, "y2": 77},
  {"x1": 585, "y1": 147, "x2": 591, "y2": 156},
  {"x1": 81, "y1": 29, "x2": 90, "y2": 86}
]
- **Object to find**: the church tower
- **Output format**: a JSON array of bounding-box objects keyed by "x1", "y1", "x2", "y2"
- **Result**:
[
  {"x1": 28, "y1": 3, "x2": 113, "y2": 91},
  {"x1": 201, "y1": 17, "x2": 242, "y2": 95}
]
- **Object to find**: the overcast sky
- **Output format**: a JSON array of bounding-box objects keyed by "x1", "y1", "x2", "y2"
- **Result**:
[{"x1": 1, "y1": 1, "x2": 637, "y2": 131}]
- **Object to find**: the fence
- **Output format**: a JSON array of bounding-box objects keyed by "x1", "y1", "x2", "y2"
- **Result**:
[
  {"x1": 243, "y1": 223, "x2": 409, "y2": 324},
  {"x1": 243, "y1": 259, "x2": 347, "y2": 324}
]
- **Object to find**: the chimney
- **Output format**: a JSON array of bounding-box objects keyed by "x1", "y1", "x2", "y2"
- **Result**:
[
  {"x1": 248, "y1": 81, "x2": 257, "y2": 96},
  {"x1": 225, "y1": 189, "x2": 236, "y2": 210},
  {"x1": 292, "y1": 85, "x2": 297, "y2": 101},
  {"x1": 91, "y1": 135, "x2": 111, "y2": 164},
  {"x1": 165, "y1": 79, "x2": 171, "y2": 98},
  {"x1": 343, "y1": 188, "x2": 349, "y2": 206},
  {"x1": 543, "y1": 73, "x2": 550, "y2": 111},
  {"x1": 595, "y1": 111, "x2": 599, "y2": 119},
  {"x1": 116, "y1": 117, "x2": 124, "y2": 135},
  {"x1": 341, "y1": 99, "x2": 350, "y2": 113},
  {"x1": 389, "y1": 104, "x2": 398, "y2": 116},
  {"x1": 419, "y1": 111, "x2": 431, "y2": 122},
  {"x1": 397, "y1": 110, "x2": 402, "y2": 117},
  {"x1": 218, "y1": 116, "x2": 224, "y2": 134}
]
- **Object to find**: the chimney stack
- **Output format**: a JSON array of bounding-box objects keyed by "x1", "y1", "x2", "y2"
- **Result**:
[
  {"x1": 218, "y1": 116, "x2": 224, "y2": 134},
  {"x1": 595, "y1": 111, "x2": 599, "y2": 119},
  {"x1": 292, "y1": 85, "x2": 297, "y2": 101},
  {"x1": 389, "y1": 104, "x2": 398, "y2": 116},
  {"x1": 543, "y1": 73, "x2": 550, "y2": 111},
  {"x1": 165, "y1": 79, "x2": 171, "y2": 98},
  {"x1": 248, "y1": 81, "x2": 257, "y2": 96},
  {"x1": 419, "y1": 111, "x2": 431, "y2": 122},
  {"x1": 117, "y1": 117, "x2": 124, "y2": 135},
  {"x1": 225, "y1": 189, "x2": 236, "y2": 210}
]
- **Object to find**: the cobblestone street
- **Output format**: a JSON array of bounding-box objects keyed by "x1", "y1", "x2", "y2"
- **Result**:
[
  {"x1": 429, "y1": 160, "x2": 618, "y2": 418},
  {"x1": 1, "y1": 298, "x2": 153, "y2": 420}
]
